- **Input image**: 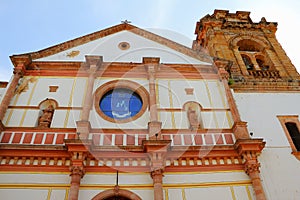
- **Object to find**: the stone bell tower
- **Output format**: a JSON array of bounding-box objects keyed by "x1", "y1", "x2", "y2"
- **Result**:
[{"x1": 193, "y1": 9, "x2": 300, "y2": 92}]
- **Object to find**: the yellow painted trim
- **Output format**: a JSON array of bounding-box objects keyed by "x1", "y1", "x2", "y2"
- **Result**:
[
  {"x1": 47, "y1": 188, "x2": 52, "y2": 200},
  {"x1": 156, "y1": 79, "x2": 161, "y2": 121},
  {"x1": 79, "y1": 184, "x2": 154, "y2": 189},
  {"x1": 0, "y1": 171, "x2": 69, "y2": 175},
  {"x1": 19, "y1": 109, "x2": 27, "y2": 127},
  {"x1": 216, "y1": 80, "x2": 228, "y2": 109},
  {"x1": 80, "y1": 78, "x2": 89, "y2": 119},
  {"x1": 0, "y1": 184, "x2": 69, "y2": 189},
  {"x1": 64, "y1": 78, "x2": 77, "y2": 128},
  {"x1": 163, "y1": 180, "x2": 252, "y2": 189},
  {"x1": 216, "y1": 80, "x2": 233, "y2": 128},
  {"x1": 4, "y1": 93, "x2": 21, "y2": 125},
  {"x1": 230, "y1": 186, "x2": 237, "y2": 200},
  {"x1": 226, "y1": 111, "x2": 234, "y2": 128},
  {"x1": 19, "y1": 79, "x2": 38, "y2": 127},
  {"x1": 165, "y1": 188, "x2": 169, "y2": 200},
  {"x1": 204, "y1": 80, "x2": 219, "y2": 128},
  {"x1": 27, "y1": 77, "x2": 38, "y2": 105},
  {"x1": 168, "y1": 80, "x2": 176, "y2": 128},
  {"x1": 0, "y1": 181, "x2": 252, "y2": 190},
  {"x1": 246, "y1": 185, "x2": 253, "y2": 200},
  {"x1": 65, "y1": 188, "x2": 69, "y2": 200},
  {"x1": 182, "y1": 188, "x2": 187, "y2": 200},
  {"x1": 164, "y1": 170, "x2": 245, "y2": 175}
]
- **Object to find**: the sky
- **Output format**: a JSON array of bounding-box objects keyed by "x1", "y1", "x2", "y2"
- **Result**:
[{"x1": 1, "y1": 0, "x2": 300, "y2": 81}]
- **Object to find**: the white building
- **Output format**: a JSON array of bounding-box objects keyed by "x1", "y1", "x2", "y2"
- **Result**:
[{"x1": 0, "y1": 9, "x2": 299, "y2": 200}]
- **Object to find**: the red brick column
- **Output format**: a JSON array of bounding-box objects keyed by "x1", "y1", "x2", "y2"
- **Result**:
[
  {"x1": 234, "y1": 139, "x2": 266, "y2": 200},
  {"x1": 245, "y1": 159, "x2": 266, "y2": 200},
  {"x1": 65, "y1": 139, "x2": 90, "y2": 200},
  {"x1": 215, "y1": 60, "x2": 250, "y2": 139},
  {"x1": 143, "y1": 140, "x2": 171, "y2": 200},
  {"x1": 0, "y1": 65, "x2": 25, "y2": 121},
  {"x1": 151, "y1": 169, "x2": 164, "y2": 200},
  {"x1": 69, "y1": 166, "x2": 84, "y2": 200},
  {"x1": 144, "y1": 57, "x2": 162, "y2": 139},
  {"x1": 77, "y1": 56, "x2": 102, "y2": 139}
]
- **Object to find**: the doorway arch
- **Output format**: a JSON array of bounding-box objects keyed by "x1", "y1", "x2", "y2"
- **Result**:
[{"x1": 91, "y1": 188, "x2": 142, "y2": 200}]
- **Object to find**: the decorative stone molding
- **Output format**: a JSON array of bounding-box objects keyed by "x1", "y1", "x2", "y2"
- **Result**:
[
  {"x1": 234, "y1": 139, "x2": 266, "y2": 200},
  {"x1": 49, "y1": 85, "x2": 59, "y2": 92},
  {"x1": 0, "y1": 63, "x2": 26, "y2": 121},
  {"x1": 91, "y1": 188, "x2": 142, "y2": 200},
  {"x1": 70, "y1": 165, "x2": 85, "y2": 178},
  {"x1": 184, "y1": 88, "x2": 194, "y2": 95}
]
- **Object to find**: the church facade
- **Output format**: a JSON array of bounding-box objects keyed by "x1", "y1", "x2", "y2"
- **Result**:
[{"x1": 0, "y1": 10, "x2": 300, "y2": 200}]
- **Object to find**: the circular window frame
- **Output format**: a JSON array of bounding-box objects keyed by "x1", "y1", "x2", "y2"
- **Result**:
[
  {"x1": 94, "y1": 80, "x2": 149, "y2": 123},
  {"x1": 118, "y1": 42, "x2": 130, "y2": 50}
]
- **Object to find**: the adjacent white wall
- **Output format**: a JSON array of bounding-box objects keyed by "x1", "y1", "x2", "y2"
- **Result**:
[{"x1": 234, "y1": 92, "x2": 300, "y2": 199}]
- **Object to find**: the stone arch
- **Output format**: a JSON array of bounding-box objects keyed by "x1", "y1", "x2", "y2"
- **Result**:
[
  {"x1": 91, "y1": 188, "x2": 142, "y2": 200},
  {"x1": 229, "y1": 34, "x2": 270, "y2": 50}
]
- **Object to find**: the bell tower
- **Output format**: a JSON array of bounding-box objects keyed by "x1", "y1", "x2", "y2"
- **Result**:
[{"x1": 193, "y1": 9, "x2": 300, "y2": 92}]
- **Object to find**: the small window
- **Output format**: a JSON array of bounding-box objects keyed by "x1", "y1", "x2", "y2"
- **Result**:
[
  {"x1": 277, "y1": 115, "x2": 300, "y2": 160},
  {"x1": 285, "y1": 122, "x2": 300, "y2": 151},
  {"x1": 241, "y1": 54, "x2": 253, "y2": 70},
  {"x1": 255, "y1": 55, "x2": 270, "y2": 71}
]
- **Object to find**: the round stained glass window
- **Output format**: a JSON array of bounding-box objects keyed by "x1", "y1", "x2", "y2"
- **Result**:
[{"x1": 99, "y1": 88, "x2": 143, "y2": 120}]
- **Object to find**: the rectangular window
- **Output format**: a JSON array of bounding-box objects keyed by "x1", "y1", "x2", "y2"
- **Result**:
[
  {"x1": 285, "y1": 122, "x2": 300, "y2": 151},
  {"x1": 277, "y1": 115, "x2": 300, "y2": 160}
]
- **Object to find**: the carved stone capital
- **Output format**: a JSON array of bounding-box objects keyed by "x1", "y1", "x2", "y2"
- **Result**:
[
  {"x1": 214, "y1": 59, "x2": 232, "y2": 80},
  {"x1": 143, "y1": 140, "x2": 171, "y2": 172},
  {"x1": 151, "y1": 168, "x2": 164, "y2": 183},
  {"x1": 143, "y1": 57, "x2": 160, "y2": 79},
  {"x1": 234, "y1": 138, "x2": 265, "y2": 156},
  {"x1": 70, "y1": 165, "x2": 85, "y2": 178},
  {"x1": 13, "y1": 68, "x2": 24, "y2": 77},
  {"x1": 244, "y1": 159, "x2": 261, "y2": 175},
  {"x1": 83, "y1": 55, "x2": 103, "y2": 73}
]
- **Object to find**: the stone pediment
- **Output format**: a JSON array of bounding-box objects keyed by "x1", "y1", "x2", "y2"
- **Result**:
[{"x1": 11, "y1": 23, "x2": 212, "y2": 66}]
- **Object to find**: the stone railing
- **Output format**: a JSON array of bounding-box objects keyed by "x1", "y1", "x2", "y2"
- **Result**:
[
  {"x1": 89, "y1": 132, "x2": 236, "y2": 147},
  {"x1": 248, "y1": 70, "x2": 281, "y2": 79},
  {"x1": 0, "y1": 131, "x2": 236, "y2": 147},
  {"x1": 0, "y1": 131, "x2": 76, "y2": 145}
]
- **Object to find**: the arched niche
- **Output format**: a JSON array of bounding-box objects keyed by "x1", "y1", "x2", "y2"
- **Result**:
[
  {"x1": 183, "y1": 101, "x2": 203, "y2": 130},
  {"x1": 37, "y1": 98, "x2": 58, "y2": 128}
]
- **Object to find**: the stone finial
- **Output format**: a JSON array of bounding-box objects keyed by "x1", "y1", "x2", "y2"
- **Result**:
[{"x1": 260, "y1": 17, "x2": 267, "y2": 24}]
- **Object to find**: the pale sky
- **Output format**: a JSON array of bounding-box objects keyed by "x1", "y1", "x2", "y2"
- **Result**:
[{"x1": 1, "y1": 0, "x2": 299, "y2": 81}]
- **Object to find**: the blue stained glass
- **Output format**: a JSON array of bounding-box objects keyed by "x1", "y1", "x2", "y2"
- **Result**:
[{"x1": 100, "y1": 88, "x2": 143, "y2": 120}]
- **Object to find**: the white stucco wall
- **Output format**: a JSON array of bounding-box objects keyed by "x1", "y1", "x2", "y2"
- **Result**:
[
  {"x1": 234, "y1": 92, "x2": 300, "y2": 200},
  {"x1": 0, "y1": 88, "x2": 6, "y2": 103},
  {"x1": 3, "y1": 76, "x2": 234, "y2": 130},
  {"x1": 0, "y1": 171, "x2": 254, "y2": 200}
]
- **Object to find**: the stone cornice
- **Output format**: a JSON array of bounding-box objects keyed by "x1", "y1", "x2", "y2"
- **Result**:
[{"x1": 10, "y1": 23, "x2": 212, "y2": 67}]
